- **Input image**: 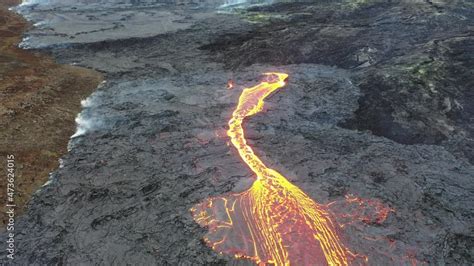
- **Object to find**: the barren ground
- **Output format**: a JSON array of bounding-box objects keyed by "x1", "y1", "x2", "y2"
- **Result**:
[{"x1": 1, "y1": 0, "x2": 473, "y2": 265}]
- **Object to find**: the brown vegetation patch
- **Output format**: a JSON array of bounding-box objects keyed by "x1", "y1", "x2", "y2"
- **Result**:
[{"x1": 0, "y1": 0, "x2": 102, "y2": 227}]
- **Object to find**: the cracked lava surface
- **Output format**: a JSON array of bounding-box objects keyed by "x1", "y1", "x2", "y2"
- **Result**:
[{"x1": 191, "y1": 73, "x2": 353, "y2": 266}]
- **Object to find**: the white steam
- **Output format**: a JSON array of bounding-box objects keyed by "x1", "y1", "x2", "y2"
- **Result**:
[
  {"x1": 71, "y1": 113, "x2": 93, "y2": 138},
  {"x1": 20, "y1": 0, "x2": 45, "y2": 6},
  {"x1": 18, "y1": 36, "x2": 31, "y2": 49},
  {"x1": 70, "y1": 81, "x2": 107, "y2": 139}
]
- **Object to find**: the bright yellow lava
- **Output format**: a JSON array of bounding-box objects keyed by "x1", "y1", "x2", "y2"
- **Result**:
[{"x1": 191, "y1": 73, "x2": 349, "y2": 265}]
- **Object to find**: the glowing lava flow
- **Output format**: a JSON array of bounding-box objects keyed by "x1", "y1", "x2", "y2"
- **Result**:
[{"x1": 191, "y1": 73, "x2": 349, "y2": 265}]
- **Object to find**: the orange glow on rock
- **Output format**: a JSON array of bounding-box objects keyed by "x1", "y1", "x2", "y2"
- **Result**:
[
  {"x1": 227, "y1": 79, "x2": 234, "y2": 89},
  {"x1": 191, "y1": 73, "x2": 352, "y2": 265}
]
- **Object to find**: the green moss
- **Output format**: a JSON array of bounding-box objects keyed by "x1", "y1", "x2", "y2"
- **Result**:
[
  {"x1": 411, "y1": 60, "x2": 445, "y2": 82},
  {"x1": 234, "y1": 10, "x2": 286, "y2": 24},
  {"x1": 396, "y1": 58, "x2": 447, "y2": 95}
]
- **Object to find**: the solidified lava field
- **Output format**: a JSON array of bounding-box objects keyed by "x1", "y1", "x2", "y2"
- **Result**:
[{"x1": 1, "y1": 0, "x2": 473, "y2": 265}]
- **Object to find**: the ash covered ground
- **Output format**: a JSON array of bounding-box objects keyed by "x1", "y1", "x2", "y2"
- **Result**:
[{"x1": 1, "y1": 0, "x2": 473, "y2": 265}]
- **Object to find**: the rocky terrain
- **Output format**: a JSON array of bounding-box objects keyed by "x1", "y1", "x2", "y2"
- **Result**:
[
  {"x1": 0, "y1": 0, "x2": 102, "y2": 227},
  {"x1": 1, "y1": 0, "x2": 473, "y2": 265}
]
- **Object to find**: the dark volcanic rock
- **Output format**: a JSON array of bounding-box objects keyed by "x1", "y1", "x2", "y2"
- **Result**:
[
  {"x1": 202, "y1": 1, "x2": 474, "y2": 164},
  {"x1": 1, "y1": 1, "x2": 473, "y2": 265}
]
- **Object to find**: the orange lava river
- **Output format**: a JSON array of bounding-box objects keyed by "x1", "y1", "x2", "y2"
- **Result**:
[{"x1": 191, "y1": 73, "x2": 349, "y2": 265}]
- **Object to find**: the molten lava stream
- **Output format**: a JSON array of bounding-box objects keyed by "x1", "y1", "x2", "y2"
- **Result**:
[{"x1": 191, "y1": 73, "x2": 349, "y2": 265}]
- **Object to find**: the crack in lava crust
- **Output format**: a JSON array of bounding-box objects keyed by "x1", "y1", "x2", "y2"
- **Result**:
[{"x1": 191, "y1": 73, "x2": 349, "y2": 265}]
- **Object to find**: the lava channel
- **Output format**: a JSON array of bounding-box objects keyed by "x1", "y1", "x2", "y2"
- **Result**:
[{"x1": 191, "y1": 73, "x2": 350, "y2": 265}]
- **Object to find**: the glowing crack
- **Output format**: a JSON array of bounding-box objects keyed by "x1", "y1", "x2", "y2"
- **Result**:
[{"x1": 192, "y1": 73, "x2": 349, "y2": 265}]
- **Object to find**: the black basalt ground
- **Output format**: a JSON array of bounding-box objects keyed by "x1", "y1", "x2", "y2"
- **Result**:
[
  {"x1": 1, "y1": 1, "x2": 473, "y2": 265},
  {"x1": 203, "y1": 1, "x2": 474, "y2": 163}
]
